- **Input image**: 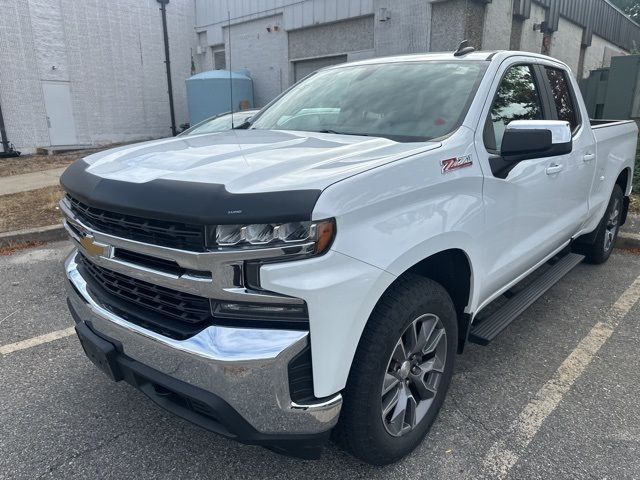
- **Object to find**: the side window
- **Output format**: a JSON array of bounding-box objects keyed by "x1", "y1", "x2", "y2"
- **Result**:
[
  {"x1": 544, "y1": 67, "x2": 579, "y2": 131},
  {"x1": 484, "y1": 65, "x2": 543, "y2": 151}
]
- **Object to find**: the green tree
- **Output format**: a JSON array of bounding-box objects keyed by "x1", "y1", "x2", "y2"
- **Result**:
[{"x1": 609, "y1": 0, "x2": 640, "y2": 22}]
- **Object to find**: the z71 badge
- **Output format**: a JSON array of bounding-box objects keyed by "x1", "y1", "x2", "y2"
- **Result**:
[{"x1": 441, "y1": 154, "x2": 473, "y2": 174}]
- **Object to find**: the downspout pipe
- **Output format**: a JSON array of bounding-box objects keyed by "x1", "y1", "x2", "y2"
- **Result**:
[{"x1": 157, "y1": 0, "x2": 177, "y2": 136}]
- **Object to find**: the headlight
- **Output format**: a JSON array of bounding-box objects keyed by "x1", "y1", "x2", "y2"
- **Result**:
[{"x1": 208, "y1": 218, "x2": 335, "y2": 255}]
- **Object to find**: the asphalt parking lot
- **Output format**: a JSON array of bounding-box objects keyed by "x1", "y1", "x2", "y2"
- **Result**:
[{"x1": 1, "y1": 241, "x2": 639, "y2": 479}]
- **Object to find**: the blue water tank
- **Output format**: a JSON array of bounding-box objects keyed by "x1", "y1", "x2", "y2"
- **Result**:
[{"x1": 185, "y1": 70, "x2": 254, "y2": 124}]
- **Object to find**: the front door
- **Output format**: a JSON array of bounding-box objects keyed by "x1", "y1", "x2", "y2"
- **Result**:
[
  {"x1": 475, "y1": 61, "x2": 576, "y2": 304},
  {"x1": 42, "y1": 81, "x2": 78, "y2": 146}
]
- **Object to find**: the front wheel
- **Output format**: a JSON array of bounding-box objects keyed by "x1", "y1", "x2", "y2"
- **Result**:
[
  {"x1": 574, "y1": 185, "x2": 624, "y2": 264},
  {"x1": 335, "y1": 275, "x2": 457, "y2": 465}
]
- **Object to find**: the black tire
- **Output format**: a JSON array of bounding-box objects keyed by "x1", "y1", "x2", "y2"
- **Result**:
[
  {"x1": 574, "y1": 185, "x2": 624, "y2": 264},
  {"x1": 335, "y1": 274, "x2": 457, "y2": 465}
]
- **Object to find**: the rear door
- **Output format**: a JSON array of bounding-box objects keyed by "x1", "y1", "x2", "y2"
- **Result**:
[
  {"x1": 539, "y1": 63, "x2": 595, "y2": 225},
  {"x1": 474, "y1": 59, "x2": 579, "y2": 304}
]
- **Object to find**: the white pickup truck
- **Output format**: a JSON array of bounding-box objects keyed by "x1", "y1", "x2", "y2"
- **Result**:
[{"x1": 61, "y1": 49, "x2": 637, "y2": 465}]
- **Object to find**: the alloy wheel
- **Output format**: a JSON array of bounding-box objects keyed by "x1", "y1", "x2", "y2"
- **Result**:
[
  {"x1": 604, "y1": 197, "x2": 621, "y2": 252},
  {"x1": 381, "y1": 313, "x2": 447, "y2": 437}
]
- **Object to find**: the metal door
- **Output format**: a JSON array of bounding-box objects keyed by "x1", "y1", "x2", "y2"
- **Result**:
[{"x1": 42, "y1": 82, "x2": 78, "y2": 146}]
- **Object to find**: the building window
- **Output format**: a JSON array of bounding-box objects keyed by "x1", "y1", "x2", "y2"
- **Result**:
[
  {"x1": 213, "y1": 49, "x2": 226, "y2": 70},
  {"x1": 197, "y1": 32, "x2": 206, "y2": 48}
]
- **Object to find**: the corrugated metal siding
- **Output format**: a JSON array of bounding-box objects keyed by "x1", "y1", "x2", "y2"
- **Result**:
[
  {"x1": 195, "y1": 0, "x2": 640, "y2": 52},
  {"x1": 591, "y1": 1, "x2": 640, "y2": 50},
  {"x1": 558, "y1": 0, "x2": 591, "y2": 27},
  {"x1": 195, "y1": 0, "x2": 374, "y2": 31},
  {"x1": 513, "y1": 0, "x2": 532, "y2": 19},
  {"x1": 531, "y1": 0, "x2": 640, "y2": 50}
]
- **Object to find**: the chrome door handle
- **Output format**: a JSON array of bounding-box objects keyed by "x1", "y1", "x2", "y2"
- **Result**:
[
  {"x1": 546, "y1": 164, "x2": 564, "y2": 175},
  {"x1": 583, "y1": 153, "x2": 595, "y2": 163}
]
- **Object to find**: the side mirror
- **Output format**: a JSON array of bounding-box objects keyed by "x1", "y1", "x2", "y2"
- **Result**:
[{"x1": 501, "y1": 120, "x2": 572, "y2": 162}]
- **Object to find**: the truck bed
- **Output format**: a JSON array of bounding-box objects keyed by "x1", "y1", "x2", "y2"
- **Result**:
[{"x1": 590, "y1": 119, "x2": 637, "y2": 128}]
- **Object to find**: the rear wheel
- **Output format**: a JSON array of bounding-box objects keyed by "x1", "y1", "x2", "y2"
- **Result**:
[
  {"x1": 575, "y1": 185, "x2": 624, "y2": 264},
  {"x1": 336, "y1": 275, "x2": 457, "y2": 465}
]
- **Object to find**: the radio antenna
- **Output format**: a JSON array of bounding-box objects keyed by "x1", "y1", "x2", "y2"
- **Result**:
[{"x1": 227, "y1": 9, "x2": 234, "y2": 128}]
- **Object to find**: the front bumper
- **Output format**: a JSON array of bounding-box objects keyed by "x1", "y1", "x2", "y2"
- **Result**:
[{"x1": 65, "y1": 252, "x2": 341, "y2": 455}]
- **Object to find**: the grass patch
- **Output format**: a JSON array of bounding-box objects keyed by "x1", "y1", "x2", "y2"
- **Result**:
[
  {"x1": 0, "y1": 142, "x2": 135, "y2": 178},
  {"x1": 0, "y1": 186, "x2": 64, "y2": 233},
  {"x1": 0, "y1": 241, "x2": 46, "y2": 256},
  {"x1": 631, "y1": 193, "x2": 640, "y2": 215},
  {"x1": 0, "y1": 153, "x2": 81, "y2": 178}
]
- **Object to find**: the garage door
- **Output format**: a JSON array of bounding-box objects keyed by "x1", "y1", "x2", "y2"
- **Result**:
[{"x1": 293, "y1": 55, "x2": 348, "y2": 82}]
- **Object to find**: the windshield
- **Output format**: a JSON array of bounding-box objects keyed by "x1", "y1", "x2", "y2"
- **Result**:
[
  {"x1": 181, "y1": 111, "x2": 257, "y2": 136},
  {"x1": 251, "y1": 61, "x2": 488, "y2": 142}
]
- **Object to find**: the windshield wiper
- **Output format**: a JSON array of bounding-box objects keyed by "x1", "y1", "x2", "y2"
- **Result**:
[{"x1": 317, "y1": 129, "x2": 371, "y2": 136}]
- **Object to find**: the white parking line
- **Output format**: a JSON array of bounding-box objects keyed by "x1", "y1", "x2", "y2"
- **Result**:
[
  {"x1": 481, "y1": 275, "x2": 640, "y2": 479},
  {"x1": 0, "y1": 327, "x2": 76, "y2": 356}
]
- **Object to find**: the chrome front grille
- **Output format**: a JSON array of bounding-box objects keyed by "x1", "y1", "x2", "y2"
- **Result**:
[
  {"x1": 60, "y1": 195, "x2": 309, "y2": 338},
  {"x1": 78, "y1": 253, "x2": 214, "y2": 339},
  {"x1": 66, "y1": 195, "x2": 205, "y2": 251}
]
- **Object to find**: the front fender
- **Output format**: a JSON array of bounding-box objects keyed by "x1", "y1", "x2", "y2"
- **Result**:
[
  {"x1": 379, "y1": 230, "x2": 480, "y2": 309},
  {"x1": 260, "y1": 250, "x2": 396, "y2": 398},
  {"x1": 313, "y1": 127, "x2": 484, "y2": 312}
]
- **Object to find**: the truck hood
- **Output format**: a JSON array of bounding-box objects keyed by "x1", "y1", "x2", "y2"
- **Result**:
[
  {"x1": 61, "y1": 130, "x2": 440, "y2": 225},
  {"x1": 82, "y1": 129, "x2": 440, "y2": 193}
]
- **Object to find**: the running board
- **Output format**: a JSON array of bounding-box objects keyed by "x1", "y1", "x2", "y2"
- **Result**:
[{"x1": 469, "y1": 253, "x2": 585, "y2": 345}]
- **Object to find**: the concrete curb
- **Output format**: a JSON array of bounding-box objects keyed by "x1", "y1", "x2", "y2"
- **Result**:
[
  {"x1": 0, "y1": 225, "x2": 67, "y2": 248},
  {"x1": 616, "y1": 232, "x2": 640, "y2": 250}
]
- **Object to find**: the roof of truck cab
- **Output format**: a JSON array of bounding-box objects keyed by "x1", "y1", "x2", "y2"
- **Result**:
[{"x1": 324, "y1": 50, "x2": 570, "y2": 70}]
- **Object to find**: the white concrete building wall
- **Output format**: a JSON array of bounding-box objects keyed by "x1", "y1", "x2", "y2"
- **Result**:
[
  {"x1": 482, "y1": 0, "x2": 514, "y2": 51},
  {"x1": 195, "y1": 0, "x2": 375, "y2": 46},
  {"x1": 193, "y1": 0, "x2": 637, "y2": 108},
  {"x1": 550, "y1": 17, "x2": 584, "y2": 75},
  {"x1": 0, "y1": 0, "x2": 50, "y2": 151},
  {"x1": 519, "y1": 2, "x2": 547, "y2": 54},
  {"x1": 373, "y1": 0, "x2": 431, "y2": 56},
  {"x1": 429, "y1": 0, "x2": 485, "y2": 52},
  {"x1": 29, "y1": 0, "x2": 70, "y2": 83},
  {"x1": 196, "y1": 0, "x2": 431, "y2": 106},
  {"x1": 193, "y1": 0, "x2": 378, "y2": 78},
  {"x1": 0, "y1": 0, "x2": 196, "y2": 153},
  {"x1": 197, "y1": 31, "x2": 216, "y2": 71},
  {"x1": 223, "y1": 14, "x2": 288, "y2": 107},
  {"x1": 469, "y1": 0, "x2": 631, "y2": 82},
  {"x1": 582, "y1": 33, "x2": 628, "y2": 79}
]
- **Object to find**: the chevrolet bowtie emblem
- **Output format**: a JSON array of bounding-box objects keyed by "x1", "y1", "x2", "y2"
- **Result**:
[{"x1": 79, "y1": 235, "x2": 109, "y2": 258}]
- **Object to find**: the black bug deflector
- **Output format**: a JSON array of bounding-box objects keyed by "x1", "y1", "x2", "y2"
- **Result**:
[{"x1": 60, "y1": 159, "x2": 322, "y2": 226}]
